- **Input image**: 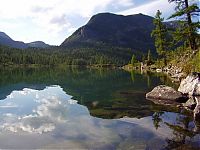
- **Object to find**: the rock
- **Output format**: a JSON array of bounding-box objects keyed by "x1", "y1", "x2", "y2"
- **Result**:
[
  {"x1": 175, "y1": 68, "x2": 182, "y2": 74},
  {"x1": 163, "y1": 66, "x2": 170, "y2": 72},
  {"x1": 162, "y1": 65, "x2": 185, "y2": 82},
  {"x1": 149, "y1": 64, "x2": 157, "y2": 70},
  {"x1": 171, "y1": 72, "x2": 186, "y2": 79},
  {"x1": 183, "y1": 97, "x2": 196, "y2": 110},
  {"x1": 156, "y1": 69, "x2": 162, "y2": 72},
  {"x1": 178, "y1": 72, "x2": 200, "y2": 96},
  {"x1": 194, "y1": 97, "x2": 200, "y2": 121},
  {"x1": 146, "y1": 85, "x2": 188, "y2": 105},
  {"x1": 194, "y1": 82, "x2": 200, "y2": 95}
]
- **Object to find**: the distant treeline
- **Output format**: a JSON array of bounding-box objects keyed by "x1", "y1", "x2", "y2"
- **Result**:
[{"x1": 0, "y1": 44, "x2": 146, "y2": 67}]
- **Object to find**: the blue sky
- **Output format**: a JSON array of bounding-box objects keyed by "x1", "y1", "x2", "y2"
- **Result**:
[{"x1": 0, "y1": 0, "x2": 176, "y2": 45}]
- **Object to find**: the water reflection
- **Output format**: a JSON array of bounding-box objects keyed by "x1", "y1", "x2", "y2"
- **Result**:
[
  {"x1": 0, "y1": 86, "x2": 161, "y2": 149},
  {"x1": 0, "y1": 68, "x2": 177, "y2": 119},
  {"x1": 0, "y1": 68, "x2": 199, "y2": 149},
  {"x1": 0, "y1": 86, "x2": 199, "y2": 149},
  {"x1": 0, "y1": 86, "x2": 69, "y2": 133}
]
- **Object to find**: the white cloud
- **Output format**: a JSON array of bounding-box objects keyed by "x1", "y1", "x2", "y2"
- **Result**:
[
  {"x1": 2, "y1": 122, "x2": 55, "y2": 134},
  {"x1": 0, "y1": 102, "x2": 18, "y2": 108},
  {"x1": 119, "y1": 0, "x2": 176, "y2": 19},
  {"x1": 0, "y1": 87, "x2": 69, "y2": 134},
  {"x1": 115, "y1": 0, "x2": 134, "y2": 7}
]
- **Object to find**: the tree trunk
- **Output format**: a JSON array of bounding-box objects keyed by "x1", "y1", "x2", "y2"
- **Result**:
[{"x1": 184, "y1": 0, "x2": 197, "y2": 50}]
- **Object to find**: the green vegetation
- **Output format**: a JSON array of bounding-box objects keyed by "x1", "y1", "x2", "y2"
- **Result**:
[
  {"x1": 151, "y1": 10, "x2": 170, "y2": 64},
  {"x1": 168, "y1": 0, "x2": 199, "y2": 50},
  {"x1": 193, "y1": 51, "x2": 200, "y2": 72},
  {"x1": 0, "y1": 44, "x2": 143, "y2": 67},
  {"x1": 127, "y1": 0, "x2": 200, "y2": 73},
  {"x1": 165, "y1": 0, "x2": 200, "y2": 72}
]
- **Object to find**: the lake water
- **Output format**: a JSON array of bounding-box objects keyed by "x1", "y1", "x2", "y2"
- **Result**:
[{"x1": 0, "y1": 67, "x2": 199, "y2": 149}]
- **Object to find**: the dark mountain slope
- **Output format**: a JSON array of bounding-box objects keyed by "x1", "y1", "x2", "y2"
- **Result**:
[
  {"x1": 61, "y1": 13, "x2": 156, "y2": 54},
  {"x1": 0, "y1": 31, "x2": 27, "y2": 49},
  {"x1": 0, "y1": 32, "x2": 12, "y2": 40},
  {"x1": 0, "y1": 31, "x2": 51, "y2": 49}
]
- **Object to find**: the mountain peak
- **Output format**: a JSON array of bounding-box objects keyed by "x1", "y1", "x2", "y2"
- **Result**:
[
  {"x1": 0, "y1": 31, "x2": 12, "y2": 40},
  {"x1": 61, "y1": 12, "x2": 155, "y2": 54}
]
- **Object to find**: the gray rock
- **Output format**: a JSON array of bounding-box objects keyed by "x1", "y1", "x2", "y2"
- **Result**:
[
  {"x1": 194, "y1": 97, "x2": 200, "y2": 121},
  {"x1": 194, "y1": 82, "x2": 200, "y2": 95},
  {"x1": 178, "y1": 72, "x2": 200, "y2": 96},
  {"x1": 183, "y1": 97, "x2": 196, "y2": 110},
  {"x1": 146, "y1": 85, "x2": 188, "y2": 105},
  {"x1": 171, "y1": 72, "x2": 185, "y2": 79}
]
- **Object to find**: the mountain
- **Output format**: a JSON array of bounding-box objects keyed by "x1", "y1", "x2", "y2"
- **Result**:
[
  {"x1": 61, "y1": 13, "x2": 156, "y2": 54},
  {"x1": 0, "y1": 32, "x2": 12, "y2": 40},
  {"x1": 27, "y1": 41, "x2": 50, "y2": 48},
  {"x1": 0, "y1": 31, "x2": 27, "y2": 49},
  {"x1": 0, "y1": 31, "x2": 50, "y2": 49}
]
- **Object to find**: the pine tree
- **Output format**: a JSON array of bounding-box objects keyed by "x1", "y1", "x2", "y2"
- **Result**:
[
  {"x1": 168, "y1": 0, "x2": 199, "y2": 50},
  {"x1": 151, "y1": 10, "x2": 169, "y2": 60}
]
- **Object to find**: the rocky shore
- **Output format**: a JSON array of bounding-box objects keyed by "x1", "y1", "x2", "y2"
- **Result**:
[
  {"x1": 122, "y1": 63, "x2": 187, "y2": 83},
  {"x1": 162, "y1": 65, "x2": 186, "y2": 82},
  {"x1": 146, "y1": 72, "x2": 200, "y2": 121}
]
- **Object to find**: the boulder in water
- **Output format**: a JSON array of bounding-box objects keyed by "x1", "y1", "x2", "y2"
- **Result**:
[{"x1": 146, "y1": 85, "x2": 188, "y2": 105}]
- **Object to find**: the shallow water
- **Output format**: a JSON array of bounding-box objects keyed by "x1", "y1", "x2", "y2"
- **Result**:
[{"x1": 0, "y1": 67, "x2": 199, "y2": 149}]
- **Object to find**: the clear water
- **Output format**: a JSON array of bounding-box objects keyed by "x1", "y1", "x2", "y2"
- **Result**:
[{"x1": 0, "y1": 67, "x2": 199, "y2": 149}]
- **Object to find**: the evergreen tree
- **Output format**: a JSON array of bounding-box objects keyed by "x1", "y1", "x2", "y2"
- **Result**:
[
  {"x1": 168, "y1": 0, "x2": 199, "y2": 50},
  {"x1": 151, "y1": 10, "x2": 169, "y2": 63}
]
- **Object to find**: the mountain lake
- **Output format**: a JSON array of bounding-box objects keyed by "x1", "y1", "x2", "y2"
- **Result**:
[{"x1": 0, "y1": 67, "x2": 199, "y2": 149}]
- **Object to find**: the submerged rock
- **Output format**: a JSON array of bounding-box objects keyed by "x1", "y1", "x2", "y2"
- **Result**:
[
  {"x1": 146, "y1": 85, "x2": 188, "y2": 105},
  {"x1": 178, "y1": 72, "x2": 200, "y2": 96}
]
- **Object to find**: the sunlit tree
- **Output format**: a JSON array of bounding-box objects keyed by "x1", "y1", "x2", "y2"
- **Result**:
[
  {"x1": 168, "y1": 0, "x2": 199, "y2": 50},
  {"x1": 151, "y1": 10, "x2": 169, "y2": 64}
]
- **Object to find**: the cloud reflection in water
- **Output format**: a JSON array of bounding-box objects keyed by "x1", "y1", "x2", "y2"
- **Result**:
[
  {"x1": 0, "y1": 85, "x2": 198, "y2": 149},
  {"x1": 0, "y1": 86, "x2": 76, "y2": 134}
]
